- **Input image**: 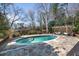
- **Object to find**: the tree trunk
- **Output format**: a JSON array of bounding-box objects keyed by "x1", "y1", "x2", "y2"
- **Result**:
[{"x1": 45, "y1": 15, "x2": 48, "y2": 33}]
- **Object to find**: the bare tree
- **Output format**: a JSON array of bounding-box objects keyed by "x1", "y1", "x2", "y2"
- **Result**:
[
  {"x1": 26, "y1": 10, "x2": 35, "y2": 30},
  {"x1": 37, "y1": 3, "x2": 50, "y2": 33},
  {"x1": 0, "y1": 3, "x2": 13, "y2": 28},
  {"x1": 37, "y1": 10, "x2": 45, "y2": 32},
  {"x1": 60, "y1": 3, "x2": 69, "y2": 33},
  {"x1": 7, "y1": 4, "x2": 26, "y2": 29}
]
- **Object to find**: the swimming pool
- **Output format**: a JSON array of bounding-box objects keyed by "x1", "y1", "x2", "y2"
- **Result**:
[{"x1": 15, "y1": 35, "x2": 57, "y2": 45}]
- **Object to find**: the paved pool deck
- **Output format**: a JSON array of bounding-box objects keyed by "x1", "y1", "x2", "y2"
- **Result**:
[
  {"x1": 0, "y1": 34, "x2": 79, "y2": 56},
  {"x1": 47, "y1": 35, "x2": 79, "y2": 56}
]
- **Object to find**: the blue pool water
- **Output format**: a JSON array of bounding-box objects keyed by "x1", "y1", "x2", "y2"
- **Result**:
[{"x1": 16, "y1": 35, "x2": 57, "y2": 45}]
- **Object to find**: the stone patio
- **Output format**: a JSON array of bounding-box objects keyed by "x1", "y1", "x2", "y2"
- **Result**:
[
  {"x1": 0, "y1": 35, "x2": 79, "y2": 56},
  {"x1": 47, "y1": 36, "x2": 79, "y2": 56}
]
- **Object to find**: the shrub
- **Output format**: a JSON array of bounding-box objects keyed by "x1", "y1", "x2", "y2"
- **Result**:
[
  {"x1": 48, "y1": 20, "x2": 55, "y2": 33},
  {"x1": 0, "y1": 32, "x2": 6, "y2": 38},
  {"x1": 6, "y1": 29, "x2": 15, "y2": 39},
  {"x1": 28, "y1": 30, "x2": 37, "y2": 34},
  {"x1": 0, "y1": 33, "x2": 4, "y2": 38},
  {"x1": 74, "y1": 20, "x2": 79, "y2": 33},
  {"x1": 13, "y1": 32, "x2": 20, "y2": 37}
]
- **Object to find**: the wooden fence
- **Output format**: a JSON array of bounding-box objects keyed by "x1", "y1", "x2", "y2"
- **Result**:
[{"x1": 52, "y1": 25, "x2": 74, "y2": 33}]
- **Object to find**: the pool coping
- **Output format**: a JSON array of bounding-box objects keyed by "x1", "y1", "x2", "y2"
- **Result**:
[{"x1": 7, "y1": 34, "x2": 58, "y2": 46}]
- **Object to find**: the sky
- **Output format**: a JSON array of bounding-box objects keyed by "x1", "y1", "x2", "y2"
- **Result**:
[
  {"x1": 13, "y1": 3, "x2": 39, "y2": 28},
  {"x1": 11, "y1": 3, "x2": 79, "y2": 28},
  {"x1": 15, "y1": 3, "x2": 36, "y2": 12}
]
